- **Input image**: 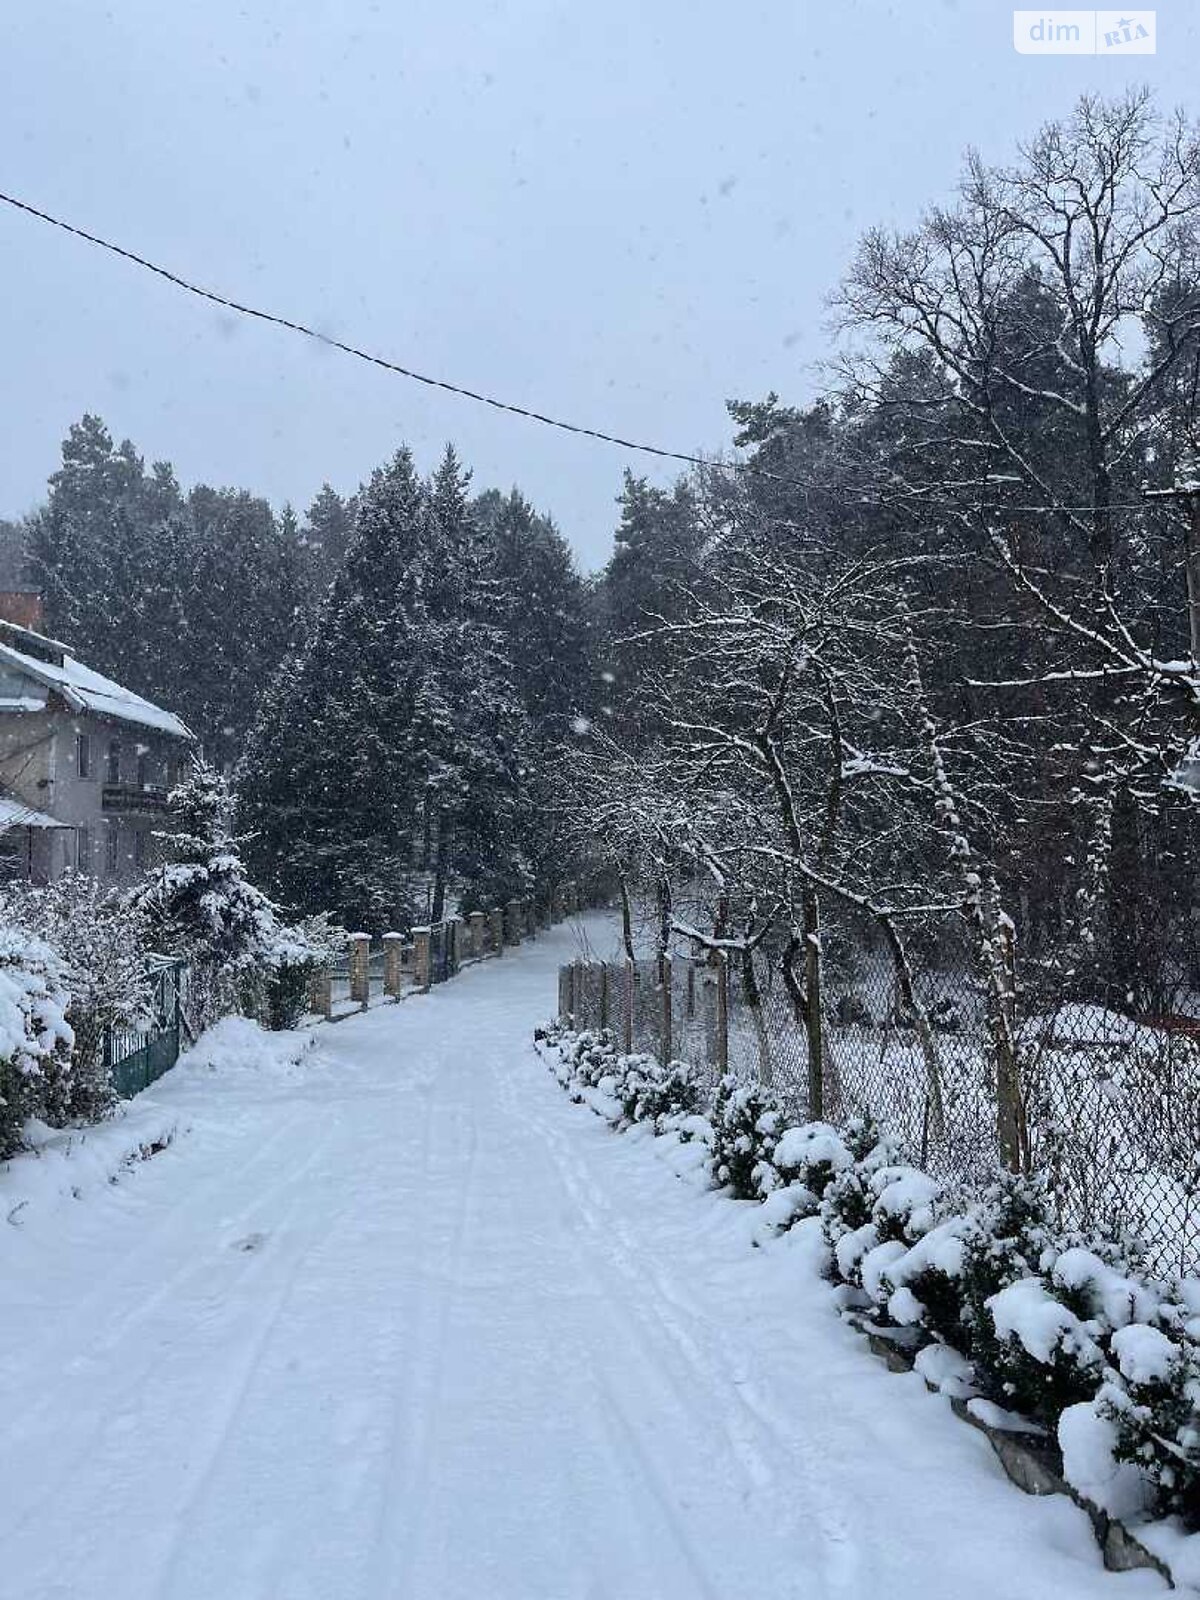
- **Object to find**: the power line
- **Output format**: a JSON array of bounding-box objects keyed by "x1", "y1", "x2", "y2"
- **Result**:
[
  {"x1": 0, "y1": 189, "x2": 779, "y2": 483},
  {"x1": 0, "y1": 187, "x2": 1181, "y2": 518}
]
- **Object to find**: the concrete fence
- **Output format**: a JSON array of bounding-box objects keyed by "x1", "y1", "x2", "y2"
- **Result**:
[{"x1": 309, "y1": 881, "x2": 581, "y2": 1021}]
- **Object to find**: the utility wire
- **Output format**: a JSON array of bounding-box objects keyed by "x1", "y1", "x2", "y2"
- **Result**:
[{"x1": 0, "y1": 187, "x2": 1180, "y2": 517}]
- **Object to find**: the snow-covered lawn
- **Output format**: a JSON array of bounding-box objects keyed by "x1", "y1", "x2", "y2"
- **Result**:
[{"x1": 0, "y1": 919, "x2": 1166, "y2": 1599}]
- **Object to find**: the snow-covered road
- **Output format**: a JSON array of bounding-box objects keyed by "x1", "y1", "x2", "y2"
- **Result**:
[{"x1": 1, "y1": 920, "x2": 1163, "y2": 1599}]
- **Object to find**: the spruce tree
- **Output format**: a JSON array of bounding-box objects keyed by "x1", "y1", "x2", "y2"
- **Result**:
[
  {"x1": 237, "y1": 444, "x2": 532, "y2": 929},
  {"x1": 129, "y1": 761, "x2": 278, "y2": 1020}
]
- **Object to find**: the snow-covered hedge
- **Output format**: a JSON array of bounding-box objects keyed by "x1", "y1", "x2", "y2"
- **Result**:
[
  {"x1": 0, "y1": 873, "x2": 153, "y2": 1122},
  {"x1": 539, "y1": 1020, "x2": 1200, "y2": 1543}
]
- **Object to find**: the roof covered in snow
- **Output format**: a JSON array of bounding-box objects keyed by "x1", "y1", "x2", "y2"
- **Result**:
[
  {"x1": 0, "y1": 795, "x2": 70, "y2": 830},
  {"x1": 0, "y1": 625, "x2": 194, "y2": 741}
]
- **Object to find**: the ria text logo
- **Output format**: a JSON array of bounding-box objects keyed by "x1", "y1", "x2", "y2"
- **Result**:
[{"x1": 1013, "y1": 11, "x2": 1155, "y2": 53}]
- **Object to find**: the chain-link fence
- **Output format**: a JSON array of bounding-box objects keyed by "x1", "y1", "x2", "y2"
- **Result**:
[{"x1": 560, "y1": 919, "x2": 1200, "y2": 1275}]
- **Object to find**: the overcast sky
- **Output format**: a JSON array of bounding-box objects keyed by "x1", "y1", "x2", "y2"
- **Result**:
[{"x1": 3, "y1": 2, "x2": 1198, "y2": 569}]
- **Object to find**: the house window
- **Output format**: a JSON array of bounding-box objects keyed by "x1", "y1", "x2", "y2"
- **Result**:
[
  {"x1": 105, "y1": 826, "x2": 119, "y2": 877},
  {"x1": 75, "y1": 732, "x2": 90, "y2": 778},
  {"x1": 106, "y1": 740, "x2": 121, "y2": 785},
  {"x1": 76, "y1": 827, "x2": 90, "y2": 870}
]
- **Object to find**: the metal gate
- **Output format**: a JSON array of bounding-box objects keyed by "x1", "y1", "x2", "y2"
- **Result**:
[{"x1": 106, "y1": 959, "x2": 187, "y2": 1099}]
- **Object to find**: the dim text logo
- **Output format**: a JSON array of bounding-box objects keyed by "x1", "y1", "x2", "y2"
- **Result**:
[{"x1": 1013, "y1": 11, "x2": 1156, "y2": 53}]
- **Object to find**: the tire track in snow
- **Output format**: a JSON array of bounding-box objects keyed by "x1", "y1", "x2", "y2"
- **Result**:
[
  {"x1": 509, "y1": 1050, "x2": 863, "y2": 1597},
  {"x1": 1, "y1": 1119, "x2": 347, "y2": 1551},
  {"x1": 387, "y1": 1074, "x2": 481, "y2": 1596}
]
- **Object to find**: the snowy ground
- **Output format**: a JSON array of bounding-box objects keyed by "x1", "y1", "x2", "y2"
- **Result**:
[{"x1": 0, "y1": 918, "x2": 1167, "y2": 1599}]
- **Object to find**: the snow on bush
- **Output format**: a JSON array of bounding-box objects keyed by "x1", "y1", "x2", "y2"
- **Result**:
[
  {"x1": 710, "y1": 1074, "x2": 782, "y2": 1200},
  {"x1": 0, "y1": 925, "x2": 75, "y2": 1158},
  {"x1": 772, "y1": 1122, "x2": 852, "y2": 1199},
  {"x1": 257, "y1": 913, "x2": 348, "y2": 1032},
  {"x1": 538, "y1": 1025, "x2": 705, "y2": 1133},
  {"x1": 0, "y1": 873, "x2": 153, "y2": 1122}
]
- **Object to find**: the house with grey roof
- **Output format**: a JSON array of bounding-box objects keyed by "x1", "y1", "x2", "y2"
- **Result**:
[{"x1": 0, "y1": 620, "x2": 195, "y2": 884}]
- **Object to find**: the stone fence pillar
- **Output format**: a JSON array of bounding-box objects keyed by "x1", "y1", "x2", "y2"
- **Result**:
[
  {"x1": 505, "y1": 899, "x2": 523, "y2": 947},
  {"x1": 413, "y1": 926, "x2": 432, "y2": 990},
  {"x1": 382, "y1": 932, "x2": 404, "y2": 998},
  {"x1": 488, "y1": 906, "x2": 505, "y2": 954},
  {"x1": 349, "y1": 933, "x2": 371, "y2": 1009},
  {"x1": 468, "y1": 910, "x2": 486, "y2": 959},
  {"x1": 311, "y1": 966, "x2": 333, "y2": 1020}
]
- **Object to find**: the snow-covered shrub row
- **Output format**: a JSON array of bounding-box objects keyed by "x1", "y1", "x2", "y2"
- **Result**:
[
  {"x1": 536, "y1": 1023, "x2": 705, "y2": 1135},
  {"x1": 540, "y1": 1022, "x2": 1200, "y2": 1536}
]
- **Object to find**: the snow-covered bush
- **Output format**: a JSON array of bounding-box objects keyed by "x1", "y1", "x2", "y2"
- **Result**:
[
  {"x1": 612, "y1": 1055, "x2": 702, "y2": 1129},
  {"x1": 1099, "y1": 1327, "x2": 1200, "y2": 1527},
  {"x1": 773, "y1": 1122, "x2": 853, "y2": 1199},
  {"x1": 560, "y1": 1028, "x2": 620, "y2": 1090},
  {"x1": 0, "y1": 873, "x2": 153, "y2": 1121},
  {"x1": 0, "y1": 925, "x2": 75, "y2": 1157},
  {"x1": 984, "y1": 1275, "x2": 1106, "y2": 1424},
  {"x1": 709, "y1": 1074, "x2": 782, "y2": 1199},
  {"x1": 257, "y1": 914, "x2": 348, "y2": 1031}
]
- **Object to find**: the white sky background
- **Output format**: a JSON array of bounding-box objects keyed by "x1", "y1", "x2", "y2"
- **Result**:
[{"x1": 2, "y1": 1, "x2": 1198, "y2": 570}]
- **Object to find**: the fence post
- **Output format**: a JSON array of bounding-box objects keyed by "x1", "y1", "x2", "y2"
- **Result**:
[
  {"x1": 467, "y1": 910, "x2": 486, "y2": 959},
  {"x1": 489, "y1": 906, "x2": 505, "y2": 954},
  {"x1": 312, "y1": 966, "x2": 333, "y2": 1020},
  {"x1": 382, "y1": 932, "x2": 404, "y2": 998},
  {"x1": 623, "y1": 956, "x2": 634, "y2": 1054},
  {"x1": 716, "y1": 952, "x2": 729, "y2": 1076},
  {"x1": 599, "y1": 962, "x2": 610, "y2": 1030},
  {"x1": 413, "y1": 926, "x2": 431, "y2": 991},
  {"x1": 804, "y1": 899, "x2": 824, "y2": 1120},
  {"x1": 349, "y1": 933, "x2": 371, "y2": 1009},
  {"x1": 446, "y1": 915, "x2": 463, "y2": 976},
  {"x1": 558, "y1": 964, "x2": 569, "y2": 1020},
  {"x1": 660, "y1": 955, "x2": 673, "y2": 1066},
  {"x1": 505, "y1": 899, "x2": 523, "y2": 946}
]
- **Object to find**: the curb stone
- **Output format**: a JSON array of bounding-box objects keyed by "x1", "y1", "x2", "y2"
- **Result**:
[{"x1": 842, "y1": 1308, "x2": 1177, "y2": 1589}]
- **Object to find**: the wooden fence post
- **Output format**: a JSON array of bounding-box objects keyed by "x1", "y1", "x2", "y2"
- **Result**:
[
  {"x1": 349, "y1": 933, "x2": 371, "y2": 1009},
  {"x1": 716, "y1": 952, "x2": 729, "y2": 1076},
  {"x1": 623, "y1": 956, "x2": 634, "y2": 1054},
  {"x1": 413, "y1": 926, "x2": 431, "y2": 991},
  {"x1": 382, "y1": 932, "x2": 404, "y2": 999},
  {"x1": 660, "y1": 955, "x2": 673, "y2": 1066}
]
